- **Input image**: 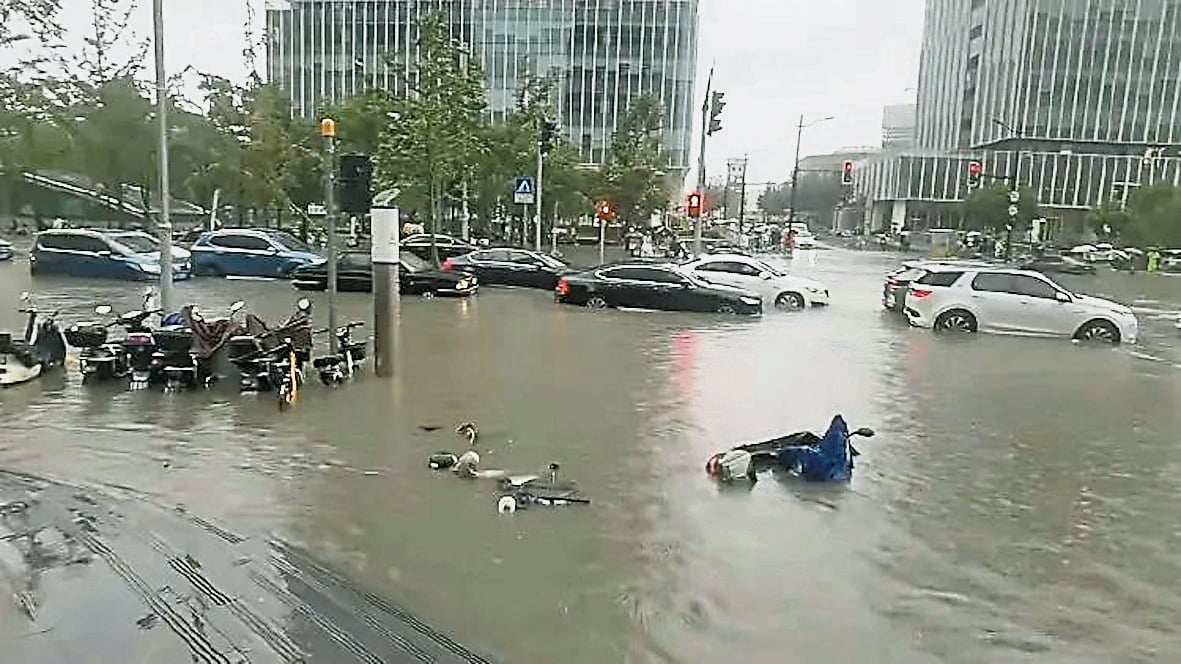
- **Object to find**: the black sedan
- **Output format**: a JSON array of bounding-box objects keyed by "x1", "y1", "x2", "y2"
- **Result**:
[
  {"x1": 401, "y1": 233, "x2": 477, "y2": 262},
  {"x1": 1021, "y1": 254, "x2": 1096, "y2": 275},
  {"x1": 442, "y1": 247, "x2": 570, "y2": 290},
  {"x1": 291, "y1": 251, "x2": 478, "y2": 296},
  {"x1": 556, "y1": 262, "x2": 763, "y2": 315}
]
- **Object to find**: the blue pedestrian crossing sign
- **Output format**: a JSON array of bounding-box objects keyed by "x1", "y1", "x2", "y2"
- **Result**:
[{"x1": 513, "y1": 175, "x2": 536, "y2": 205}]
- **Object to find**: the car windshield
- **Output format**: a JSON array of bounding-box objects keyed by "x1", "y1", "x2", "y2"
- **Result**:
[
  {"x1": 269, "y1": 232, "x2": 315, "y2": 253},
  {"x1": 110, "y1": 233, "x2": 158, "y2": 254},
  {"x1": 400, "y1": 251, "x2": 432, "y2": 272},
  {"x1": 751, "y1": 259, "x2": 785, "y2": 277},
  {"x1": 537, "y1": 253, "x2": 567, "y2": 269}
]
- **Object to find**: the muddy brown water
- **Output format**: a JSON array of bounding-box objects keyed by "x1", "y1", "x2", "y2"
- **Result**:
[{"x1": 1, "y1": 247, "x2": 1180, "y2": 662}]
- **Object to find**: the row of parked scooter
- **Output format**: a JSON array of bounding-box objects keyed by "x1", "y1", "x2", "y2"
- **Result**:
[{"x1": 1, "y1": 291, "x2": 367, "y2": 408}]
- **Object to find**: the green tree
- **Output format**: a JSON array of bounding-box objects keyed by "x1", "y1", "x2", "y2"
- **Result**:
[
  {"x1": 758, "y1": 182, "x2": 791, "y2": 216},
  {"x1": 375, "y1": 11, "x2": 487, "y2": 263},
  {"x1": 600, "y1": 95, "x2": 670, "y2": 225},
  {"x1": 1084, "y1": 199, "x2": 1134, "y2": 243},
  {"x1": 0, "y1": 0, "x2": 62, "y2": 47},
  {"x1": 1125, "y1": 184, "x2": 1181, "y2": 247},
  {"x1": 961, "y1": 183, "x2": 1039, "y2": 232}
]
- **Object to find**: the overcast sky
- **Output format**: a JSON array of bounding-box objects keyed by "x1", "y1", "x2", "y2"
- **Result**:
[{"x1": 49, "y1": 0, "x2": 925, "y2": 184}]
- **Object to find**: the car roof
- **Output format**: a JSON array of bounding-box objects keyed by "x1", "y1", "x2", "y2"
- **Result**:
[{"x1": 37, "y1": 228, "x2": 105, "y2": 237}]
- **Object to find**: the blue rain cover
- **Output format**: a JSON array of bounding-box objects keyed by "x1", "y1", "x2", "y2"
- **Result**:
[{"x1": 777, "y1": 414, "x2": 853, "y2": 482}]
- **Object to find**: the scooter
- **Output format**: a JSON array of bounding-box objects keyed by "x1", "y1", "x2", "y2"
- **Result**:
[
  {"x1": 228, "y1": 298, "x2": 313, "y2": 393},
  {"x1": 269, "y1": 336, "x2": 304, "y2": 411},
  {"x1": 312, "y1": 321, "x2": 366, "y2": 386},
  {"x1": 706, "y1": 415, "x2": 875, "y2": 483},
  {"x1": 65, "y1": 305, "x2": 129, "y2": 384},
  {"x1": 0, "y1": 292, "x2": 67, "y2": 387},
  {"x1": 159, "y1": 301, "x2": 246, "y2": 393}
]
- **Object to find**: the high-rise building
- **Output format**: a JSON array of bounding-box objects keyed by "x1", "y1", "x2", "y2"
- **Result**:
[
  {"x1": 917, "y1": 0, "x2": 1181, "y2": 152},
  {"x1": 265, "y1": 0, "x2": 700, "y2": 171},
  {"x1": 853, "y1": 0, "x2": 1181, "y2": 235}
]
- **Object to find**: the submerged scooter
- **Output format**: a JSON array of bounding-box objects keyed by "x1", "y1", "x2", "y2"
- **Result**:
[
  {"x1": 158, "y1": 301, "x2": 246, "y2": 393},
  {"x1": 0, "y1": 292, "x2": 67, "y2": 387},
  {"x1": 312, "y1": 321, "x2": 366, "y2": 386},
  {"x1": 228, "y1": 298, "x2": 314, "y2": 393},
  {"x1": 706, "y1": 415, "x2": 875, "y2": 483}
]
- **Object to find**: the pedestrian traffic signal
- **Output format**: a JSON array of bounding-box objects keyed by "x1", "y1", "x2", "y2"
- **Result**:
[
  {"x1": 841, "y1": 160, "x2": 855, "y2": 186},
  {"x1": 338, "y1": 154, "x2": 373, "y2": 214},
  {"x1": 967, "y1": 160, "x2": 983, "y2": 188},
  {"x1": 687, "y1": 192, "x2": 703, "y2": 218},
  {"x1": 595, "y1": 200, "x2": 615, "y2": 221},
  {"x1": 539, "y1": 119, "x2": 559, "y2": 156},
  {"x1": 708, "y1": 91, "x2": 725, "y2": 136}
]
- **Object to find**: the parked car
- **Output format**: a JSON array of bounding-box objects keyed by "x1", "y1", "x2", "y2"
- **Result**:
[
  {"x1": 1021, "y1": 253, "x2": 1096, "y2": 275},
  {"x1": 882, "y1": 260, "x2": 994, "y2": 313},
  {"x1": 401, "y1": 234, "x2": 477, "y2": 262},
  {"x1": 443, "y1": 247, "x2": 570, "y2": 290},
  {"x1": 0, "y1": 238, "x2": 12, "y2": 261},
  {"x1": 102, "y1": 230, "x2": 192, "y2": 264},
  {"x1": 556, "y1": 262, "x2": 763, "y2": 315},
  {"x1": 190, "y1": 228, "x2": 324, "y2": 278},
  {"x1": 679, "y1": 253, "x2": 829, "y2": 310},
  {"x1": 903, "y1": 265, "x2": 1137, "y2": 344},
  {"x1": 30, "y1": 228, "x2": 192, "y2": 281},
  {"x1": 291, "y1": 251, "x2": 478, "y2": 297},
  {"x1": 793, "y1": 230, "x2": 817, "y2": 249}
]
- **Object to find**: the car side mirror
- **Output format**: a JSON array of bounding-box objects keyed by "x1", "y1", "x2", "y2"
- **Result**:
[
  {"x1": 95, "y1": 305, "x2": 113, "y2": 315},
  {"x1": 1055, "y1": 291, "x2": 1072, "y2": 303}
]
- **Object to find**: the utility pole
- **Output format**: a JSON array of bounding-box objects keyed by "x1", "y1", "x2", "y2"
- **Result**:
[
  {"x1": 320, "y1": 118, "x2": 338, "y2": 353},
  {"x1": 737, "y1": 156, "x2": 749, "y2": 234},
  {"x1": 151, "y1": 0, "x2": 174, "y2": 313},
  {"x1": 694, "y1": 67, "x2": 714, "y2": 257},
  {"x1": 535, "y1": 144, "x2": 544, "y2": 251},
  {"x1": 789, "y1": 114, "x2": 835, "y2": 229}
]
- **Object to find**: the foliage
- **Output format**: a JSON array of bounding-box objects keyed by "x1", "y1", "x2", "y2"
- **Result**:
[
  {"x1": 0, "y1": 0, "x2": 62, "y2": 47},
  {"x1": 961, "y1": 183, "x2": 1039, "y2": 232},
  {"x1": 1123, "y1": 184, "x2": 1181, "y2": 247},
  {"x1": 1083, "y1": 199, "x2": 1134, "y2": 242},
  {"x1": 758, "y1": 182, "x2": 791, "y2": 216},
  {"x1": 598, "y1": 95, "x2": 670, "y2": 224}
]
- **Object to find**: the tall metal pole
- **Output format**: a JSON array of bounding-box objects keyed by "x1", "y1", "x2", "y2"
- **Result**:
[
  {"x1": 321, "y1": 118, "x2": 338, "y2": 354},
  {"x1": 788, "y1": 114, "x2": 804, "y2": 229},
  {"x1": 694, "y1": 67, "x2": 713, "y2": 257},
  {"x1": 535, "y1": 146, "x2": 544, "y2": 251},
  {"x1": 152, "y1": 0, "x2": 174, "y2": 313},
  {"x1": 371, "y1": 202, "x2": 400, "y2": 378},
  {"x1": 738, "y1": 156, "x2": 749, "y2": 236}
]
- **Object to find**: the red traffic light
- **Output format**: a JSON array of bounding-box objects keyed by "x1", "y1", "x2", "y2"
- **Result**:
[
  {"x1": 841, "y1": 160, "x2": 855, "y2": 185},
  {"x1": 967, "y1": 160, "x2": 983, "y2": 187},
  {"x1": 687, "y1": 192, "x2": 703, "y2": 217},
  {"x1": 595, "y1": 200, "x2": 615, "y2": 221}
]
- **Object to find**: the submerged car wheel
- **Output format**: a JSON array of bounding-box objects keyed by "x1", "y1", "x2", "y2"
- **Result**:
[
  {"x1": 1075, "y1": 319, "x2": 1120, "y2": 345},
  {"x1": 774, "y1": 291, "x2": 806, "y2": 311},
  {"x1": 717, "y1": 303, "x2": 738, "y2": 315},
  {"x1": 934, "y1": 309, "x2": 977, "y2": 334},
  {"x1": 586, "y1": 295, "x2": 608, "y2": 309}
]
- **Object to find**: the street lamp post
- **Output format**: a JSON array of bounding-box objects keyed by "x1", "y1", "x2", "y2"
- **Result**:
[
  {"x1": 788, "y1": 115, "x2": 834, "y2": 228},
  {"x1": 151, "y1": 0, "x2": 174, "y2": 313}
]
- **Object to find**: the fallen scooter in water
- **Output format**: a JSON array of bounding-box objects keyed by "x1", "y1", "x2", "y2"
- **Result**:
[
  {"x1": 706, "y1": 414, "x2": 875, "y2": 483},
  {"x1": 427, "y1": 423, "x2": 591, "y2": 513},
  {"x1": 0, "y1": 292, "x2": 66, "y2": 387}
]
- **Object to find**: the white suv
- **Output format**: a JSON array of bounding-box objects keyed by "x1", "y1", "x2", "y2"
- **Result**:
[{"x1": 904, "y1": 266, "x2": 1138, "y2": 344}]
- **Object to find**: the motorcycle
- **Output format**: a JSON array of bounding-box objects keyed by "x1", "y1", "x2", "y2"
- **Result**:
[
  {"x1": 0, "y1": 292, "x2": 67, "y2": 387},
  {"x1": 227, "y1": 298, "x2": 313, "y2": 393},
  {"x1": 706, "y1": 415, "x2": 875, "y2": 483},
  {"x1": 312, "y1": 321, "x2": 366, "y2": 386},
  {"x1": 159, "y1": 301, "x2": 246, "y2": 393},
  {"x1": 65, "y1": 305, "x2": 129, "y2": 384}
]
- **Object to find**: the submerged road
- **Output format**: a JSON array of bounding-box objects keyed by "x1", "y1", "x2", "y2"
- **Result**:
[{"x1": 1, "y1": 247, "x2": 1180, "y2": 662}]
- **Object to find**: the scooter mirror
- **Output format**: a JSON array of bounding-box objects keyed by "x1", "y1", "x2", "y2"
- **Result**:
[
  {"x1": 229, "y1": 300, "x2": 246, "y2": 314},
  {"x1": 853, "y1": 427, "x2": 876, "y2": 438},
  {"x1": 95, "y1": 305, "x2": 113, "y2": 315},
  {"x1": 19, "y1": 291, "x2": 30, "y2": 301},
  {"x1": 296, "y1": 298, "x2": 312, "y2": 312}
]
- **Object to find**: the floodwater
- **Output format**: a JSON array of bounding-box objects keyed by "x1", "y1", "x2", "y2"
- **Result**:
[{"x1": 1, "y1": 246, "x2": 1180, "y2": 663}]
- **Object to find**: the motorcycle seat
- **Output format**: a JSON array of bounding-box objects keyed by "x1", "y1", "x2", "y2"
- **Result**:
[{"x1": 313, "y1": 356, "x2": 342, "y2": 369}]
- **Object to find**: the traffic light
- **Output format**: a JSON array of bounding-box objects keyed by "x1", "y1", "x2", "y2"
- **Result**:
[
  {"x1": 595, "y1": 200, "x2": 615, "y2": 221},
  {"x1": 539, "y1": 119, "x2": 559, "y2": 156},
  {"x1": 708, "y1": 91, "x2": 725, "y2": 135},
  {"x1": 338, "y1": 154, "x2": 373, "y2": 214},
  {"x1": 687, "y1": 192, "x2": 703, "y2": 218},
  {"x1": 967, "y1": 160, "x2": 983, "y2": 188},
  {"x1": 841, "y1": 160, "x2": 855, "y2": 186}
]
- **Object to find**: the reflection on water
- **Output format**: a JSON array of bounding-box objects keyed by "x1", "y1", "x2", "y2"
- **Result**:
[{"x1": 1, "y1": 250, "x2": 1180, "y2": 662}]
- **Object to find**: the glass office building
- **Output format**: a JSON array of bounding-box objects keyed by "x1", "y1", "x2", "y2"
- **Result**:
[
  {"x1": 265, "y1": 0, "x2": 699, "y2": 171},
  {"x1": 850, "y1": 0, "x2": 1181, "y2": 231}
]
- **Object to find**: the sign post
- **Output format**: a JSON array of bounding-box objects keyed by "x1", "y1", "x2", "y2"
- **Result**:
[{"x1": 514, "y1": 176, "x2": 535, "y2": 247}]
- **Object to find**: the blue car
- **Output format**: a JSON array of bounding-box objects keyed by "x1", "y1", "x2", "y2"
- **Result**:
[
  {"x1": 30, "y1": 229, "x2": 192, "y2": 281},
  {"x1": 190, "y1": 229, "x2": 325, "y2": 278}
]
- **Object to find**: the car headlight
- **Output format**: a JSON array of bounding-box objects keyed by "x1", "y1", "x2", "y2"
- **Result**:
[
  {"x1": 740, "y1": 296, "x2": 761, "y2": 306},
  {"x1": 805, "y1": 286, "x2": 824, "y2": 294}
]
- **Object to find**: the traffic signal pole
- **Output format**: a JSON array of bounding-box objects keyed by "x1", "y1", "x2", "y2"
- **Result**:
[{"x1": 321, "y1": 118, "x2": 338, "y2": 354}]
